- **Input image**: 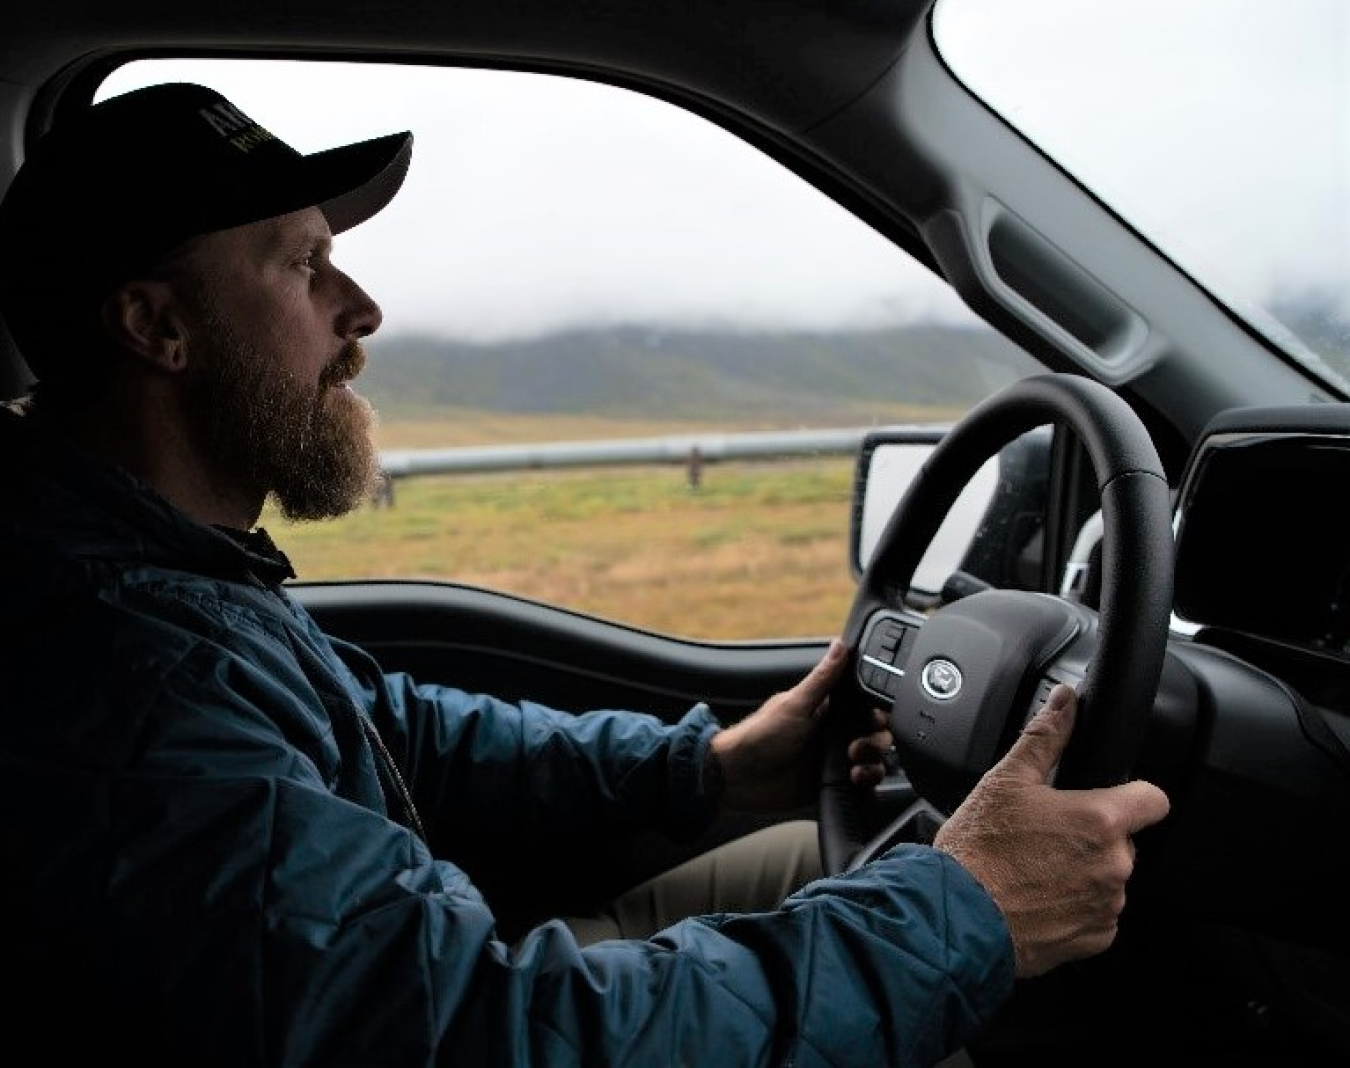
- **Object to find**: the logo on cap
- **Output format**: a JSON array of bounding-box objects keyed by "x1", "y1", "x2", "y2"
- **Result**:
[{"x1": 197, "y1": 101, "x2": 276, "y2": 155}]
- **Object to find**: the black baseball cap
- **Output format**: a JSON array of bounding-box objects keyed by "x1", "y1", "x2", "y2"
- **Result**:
[{"x1": 0, "y1": 81, "x2": 413, "y2": 381}]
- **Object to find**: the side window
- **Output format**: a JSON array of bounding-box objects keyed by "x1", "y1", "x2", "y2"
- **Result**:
[{"x1": 99, "y1": 59, "x2": 1042, "y2": 640}]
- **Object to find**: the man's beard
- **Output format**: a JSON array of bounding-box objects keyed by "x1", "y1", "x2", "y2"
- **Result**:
[{"x1": 182, "y1": 311, "x2": 382, "y2": 522}]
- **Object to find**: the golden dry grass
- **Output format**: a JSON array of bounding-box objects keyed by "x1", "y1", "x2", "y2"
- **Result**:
[{"x1": 269, "y1": 456, "x2": 861, "y2": 640}]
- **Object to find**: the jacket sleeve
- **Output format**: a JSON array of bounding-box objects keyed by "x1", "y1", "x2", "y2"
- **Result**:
[
  {"x1": 334, "y1": 635, "x2": 723, "y2": 847},
  {"x1": 309, "y1": 826, "x2": 1012, "y2": 1068},
  {"x1": 443, "y1": 844, "x2": 1010, "y2": 1068},
  {"x1": 252, "y1": 782, "x2": 1014, "y2": 1067}
]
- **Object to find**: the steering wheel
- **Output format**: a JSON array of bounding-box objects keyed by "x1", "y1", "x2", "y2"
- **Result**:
[{"x1": 820, "y1": 373, "x2": 1175, "y2": 875}]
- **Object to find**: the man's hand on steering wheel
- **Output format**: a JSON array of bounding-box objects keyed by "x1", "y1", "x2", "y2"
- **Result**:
[
  {"x1": 709, "y1": 640, "x2": 892, "y2": 812},
  {"x1": 934, "y1": 683, "x2": 1171, "y2": 978}
]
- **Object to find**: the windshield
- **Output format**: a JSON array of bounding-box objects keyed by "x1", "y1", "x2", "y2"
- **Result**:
[{"x1": 933, "y1": 0, "x2": 1350, "y2": 394}]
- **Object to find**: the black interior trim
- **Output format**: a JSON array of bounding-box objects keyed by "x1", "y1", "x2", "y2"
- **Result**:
[{"x1": 293, "y1": 579, "x2": 830, "y2": 720}]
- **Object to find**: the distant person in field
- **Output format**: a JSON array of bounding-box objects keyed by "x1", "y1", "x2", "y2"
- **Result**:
[{"x1": 0, "y1": 82, "x2": 1169, "y2": 1067}]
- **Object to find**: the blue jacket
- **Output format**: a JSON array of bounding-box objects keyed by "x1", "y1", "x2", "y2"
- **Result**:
[{"x1": 0, "y1": 405, "x2": 1013, "y2": 1067}]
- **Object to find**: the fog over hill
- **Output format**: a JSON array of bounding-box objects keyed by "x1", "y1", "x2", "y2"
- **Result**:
[{"x1": 360, "y1": 323, "x2": 1041, "y2": 422}]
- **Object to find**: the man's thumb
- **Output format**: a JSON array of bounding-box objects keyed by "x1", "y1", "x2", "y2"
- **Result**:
[
  {"x1": 1001, "y1": 682, "x2": 1076, "y2": 783},
  {"x1": 797, "y1": 638, "x2": 846, "y2": 701}
]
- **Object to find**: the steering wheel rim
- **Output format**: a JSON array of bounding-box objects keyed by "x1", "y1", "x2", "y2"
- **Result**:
[{"x1": 820, "y1": 373, "x2": 1174, "y2": 875}]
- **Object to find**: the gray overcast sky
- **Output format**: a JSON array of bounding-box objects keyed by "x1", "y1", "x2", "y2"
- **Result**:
[
  {"x1": 99, "y1": 0, "x2": 1348, "y2": 345},
  {"x1": 102, "y1": 59, "x2": 964, "y2": 342}
]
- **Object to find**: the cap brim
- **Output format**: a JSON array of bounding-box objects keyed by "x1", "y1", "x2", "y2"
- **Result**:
[{"x1": 309, "y1": 131, "x2": 414, "y2": 235}]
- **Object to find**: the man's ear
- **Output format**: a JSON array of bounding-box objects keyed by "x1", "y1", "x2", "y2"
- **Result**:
[{"x1": 102, "y1": 280, "x2": 188, "y2": 374}]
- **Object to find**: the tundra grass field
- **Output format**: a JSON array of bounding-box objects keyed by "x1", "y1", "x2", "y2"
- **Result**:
[{"x1": 269, "y1": 409, "x2": 952, "y2": 639}]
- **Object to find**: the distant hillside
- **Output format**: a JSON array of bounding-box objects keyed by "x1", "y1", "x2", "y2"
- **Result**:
[{"x1": 359, "y1": 324, "x2": 1041, "y2": 422}]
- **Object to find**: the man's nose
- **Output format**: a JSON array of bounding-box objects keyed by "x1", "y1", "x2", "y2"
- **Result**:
[{"x1": 338, "y1": 272, "x2": 382, "y2": 339}]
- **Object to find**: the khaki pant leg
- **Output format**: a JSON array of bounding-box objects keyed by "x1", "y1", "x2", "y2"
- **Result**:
[{"x1": 562, "y1": 819, "x2": 821, "y2": 946}]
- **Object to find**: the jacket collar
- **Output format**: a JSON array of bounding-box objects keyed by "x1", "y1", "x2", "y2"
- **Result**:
[{"x1": 0, "y1": 403, "x2": 297, "y2": 586}]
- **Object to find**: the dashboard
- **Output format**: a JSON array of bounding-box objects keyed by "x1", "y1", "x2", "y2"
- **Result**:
[{"x1": 1173, "y1": 405, "x2": 1350, "y2": 661}]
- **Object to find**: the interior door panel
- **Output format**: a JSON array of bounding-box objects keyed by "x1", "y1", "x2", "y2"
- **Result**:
[{"x1": 294, "y1": 579, "x2": 825, "y2": 719}]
